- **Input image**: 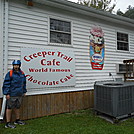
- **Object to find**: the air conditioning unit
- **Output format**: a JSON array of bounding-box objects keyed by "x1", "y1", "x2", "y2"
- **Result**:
[{"x1": 94, "y1": 81, "x2": 134, "y2": 122}]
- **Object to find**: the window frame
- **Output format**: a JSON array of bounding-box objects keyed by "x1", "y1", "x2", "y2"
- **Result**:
[
  {"x1": 116, "y1": 31, "x2": 129, "y2": 52},
  {"x1": 48, "y1": 17, "x2": 72, "y2": 46}
]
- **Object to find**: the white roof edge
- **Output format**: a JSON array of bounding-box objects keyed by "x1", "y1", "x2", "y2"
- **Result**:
[{"x1": 33, "y1": 0, "x2": 134, "y2": 28}]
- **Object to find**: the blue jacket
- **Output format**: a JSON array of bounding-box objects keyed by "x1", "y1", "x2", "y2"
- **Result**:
[{"x1": 2, "y1": 69, "x2": 27, "y2": 97}]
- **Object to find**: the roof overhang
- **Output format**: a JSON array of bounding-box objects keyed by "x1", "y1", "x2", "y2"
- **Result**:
[{"x1": 33, "y1": 0, "x2": 134, "y2": 29}]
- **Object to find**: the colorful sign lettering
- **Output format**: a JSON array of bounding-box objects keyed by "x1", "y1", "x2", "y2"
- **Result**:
[{"x1": 21, "y1": 48, "x2": 76, "y2": 88}]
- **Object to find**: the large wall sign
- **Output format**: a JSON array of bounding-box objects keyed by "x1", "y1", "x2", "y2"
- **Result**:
[
  {"x1": 21, "y1": 48, "x2": 76, "y2": 88},
  {"x1": 89, "y1": 26, "x2": 105, "y2": 70}
]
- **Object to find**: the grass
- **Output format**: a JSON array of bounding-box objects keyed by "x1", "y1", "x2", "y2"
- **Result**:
[{"x1": 0, "y1": 109, "x2": 134, "y2": 134}]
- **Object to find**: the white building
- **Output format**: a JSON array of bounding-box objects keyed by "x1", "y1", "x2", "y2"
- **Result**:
[{"x1": 0, "y1": 0, "x2": 134, "y2": 119}]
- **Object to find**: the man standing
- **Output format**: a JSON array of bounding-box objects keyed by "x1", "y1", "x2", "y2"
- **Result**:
[{"x1": 2, "y1": 60, "x2": 27, "y2": 128}]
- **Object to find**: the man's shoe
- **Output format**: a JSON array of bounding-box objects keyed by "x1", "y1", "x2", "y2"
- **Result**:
[
  {"x1": 5, "y1": 123, "x2": 16, "y2": 128},
  {"x1": 14, "y1": 120, "x2": 25, "y2": 125}
]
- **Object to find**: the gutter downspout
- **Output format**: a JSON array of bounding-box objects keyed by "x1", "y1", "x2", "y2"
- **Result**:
[
  {"x1": 0, "y1": 0, "x2": 8, "y2": 119},
  {"x1": 4, "y1": 0, "x2": 9, "y2": 77},
  {"x1": 0, "y1": 0, "x2": 4, "y2": 98}
]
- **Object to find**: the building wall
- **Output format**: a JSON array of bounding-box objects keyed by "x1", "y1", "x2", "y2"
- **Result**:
[
  {"x1": 0, "y1": 90, "x2": 94, "y2": 121},
  {"x1": 0, "y1": 0, "x2": 134, "y2": 120},
  {"x1": 1, "y1": 0, "x2": 134, "y2": 96}
]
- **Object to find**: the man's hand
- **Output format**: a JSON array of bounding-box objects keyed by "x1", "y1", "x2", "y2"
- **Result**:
[
  {"x1": 23, "y1": 93, "x2": 26, "y2": 97},
  {"x1": 6, "y1": 95, "x2": 10, "y2": 100}
]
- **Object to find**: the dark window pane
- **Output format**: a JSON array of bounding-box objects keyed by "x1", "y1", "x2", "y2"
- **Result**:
[
  {"x1": 50, "y1": 31, "x2": 71, "y2": 44},
  {"x1": 117, "y1": 32, "x2": 129, "y2": 51},
  {"x1": 117, "y1": 42, "x2": 128, "y2": 51},
  {"x1": 50, "y1": 19, "x2": 71, "y2": 32},
  {"x1": 117, "y1": 32, "x2": 128, "y2": 42}
]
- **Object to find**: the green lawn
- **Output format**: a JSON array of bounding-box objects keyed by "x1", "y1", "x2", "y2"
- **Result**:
[{"x1": 0, "y1": 109, "x2": 134, "y2": 134}]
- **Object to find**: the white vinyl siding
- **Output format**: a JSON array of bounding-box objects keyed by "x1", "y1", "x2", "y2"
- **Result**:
[
  {"x1": 2, "y1": 0, "x2": 134, "y2": 95},
  {"x1": 7, "y1": 0, "x2": 48, "y2": 71}
]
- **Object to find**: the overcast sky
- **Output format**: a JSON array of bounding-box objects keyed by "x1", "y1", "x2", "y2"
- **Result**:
[{"x1": 68, "y1": 0, "x2": 134, "y2": 13}]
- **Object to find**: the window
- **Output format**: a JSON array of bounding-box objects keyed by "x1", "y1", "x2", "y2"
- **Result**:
[
  {"x1": 117, "y1": 32, "x2": 129, "y2": 51},
  {"x1": 50, "y1": 18, "x2": 71, "y2": 44}
]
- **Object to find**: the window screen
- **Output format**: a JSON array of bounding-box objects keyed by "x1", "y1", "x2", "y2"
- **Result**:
[{"x1": 50, "y1": 18, "x2": 71, "y2": 44}]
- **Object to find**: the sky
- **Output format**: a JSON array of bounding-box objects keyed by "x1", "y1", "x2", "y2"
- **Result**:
[{"x1": 68, "y1": 0, "x2": 134, "y2": 13}]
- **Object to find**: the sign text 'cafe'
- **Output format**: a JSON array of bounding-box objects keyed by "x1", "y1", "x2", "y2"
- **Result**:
[{"x1": 21, "y1": 48, "x2": 76, "y2": 88}]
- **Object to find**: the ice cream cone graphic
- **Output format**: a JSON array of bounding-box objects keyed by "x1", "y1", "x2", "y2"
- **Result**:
[{"x1": 89, "y1": 26, "x2": 105, "y2": 70}]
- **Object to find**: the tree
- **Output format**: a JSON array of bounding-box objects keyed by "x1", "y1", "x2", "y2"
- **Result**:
[
  {"x1": 78, "y1": 0, "x2": 116, "y2": 13},
  {"x1": 117, "y1": 6, "x2": 134, "y2": 19}
]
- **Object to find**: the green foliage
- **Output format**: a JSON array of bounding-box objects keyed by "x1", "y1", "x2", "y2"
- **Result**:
[
  {"x1": 117, "y1": 6, "x2": 134, "y2": 19},
  {"x1": 78, "y1": 0, "x2": 116, "y2": 13},
  {"x1": 0, "y1": 109, "x2": 134, "y2": 134}
]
